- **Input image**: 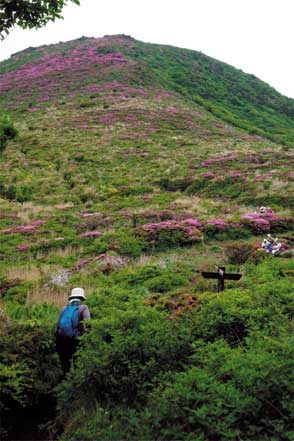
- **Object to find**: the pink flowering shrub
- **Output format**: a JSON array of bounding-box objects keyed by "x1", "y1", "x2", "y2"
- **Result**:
[
  {"x1": 75, "y1": 259, "x2": 92, "y2": 270},
  {"x1": 79, "y1": 212, "x2": 103, "y2": 218},
  {"x1": 229, "y1": 170, "x2": 242, "y2": 178},
  {"x1": 139, "y1": 215, "x2": 251, "y2": 246},
  {"x1": 26, "y1": 107, "x2": 40, "y2": 112},
  {"x1": 266, "y1": 216, "x2": 293, "y2": 233},
  {"x1": 201, "y1": 171, "x2": 215, "y2": 179},
  {"x1": 1, "y1": 220, "x2": 47, "y2": 234},
  {"x1": 75, "y1": 216, "x2": 111, "y2": 233},
  {"x1": 94, "y1": 254, "x2": 130, "y2": 274},
  {"x1": 182, "y1": 218, "x2": 202, "y2": 228},
  {"x1": 78, "y1": 231, "x2": 103, "y2": 238},
  {"x1": 139, "y1": 219, "x2": 202, "y2": 248},
  {"x1": 0, "y1": 212, "x2": 18, "y2": 219},
  {"x1": 199, "y1": 154, "x2": 237, "y2": 167},
  {"x1": 75, "y1": 254, "x2": 130, "y2": 273},
  {"x1": 241, "y1": 213, "x2": 293, "y2": 234},
  {"x1": 16, "y1": 244, "x2": 32, "y2": 252},
  {"x1": 203, "y1": 219, "x2": 249, "y2": 240},
  {"x1": 241, "y1": 216, "x2": 270, "y2": 233},
  {"x1": 205, "y1": 218, "x2": 227, "y2": 230}
]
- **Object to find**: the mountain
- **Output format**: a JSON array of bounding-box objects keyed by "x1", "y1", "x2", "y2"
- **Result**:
[
  {"x1": 1, "y1": 34, "x2": 294, "y2": 144},
  {"x1": 0, "y1": 35, "x2": 293, "y2": 441},
  {"x1": 0, "y1": 35, "x2": 293, "y2": 208}
]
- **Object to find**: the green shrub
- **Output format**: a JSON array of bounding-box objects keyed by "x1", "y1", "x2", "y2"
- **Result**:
[
  {"x1": 133, "y1": 336, "x2": 294, "y2": 441},
  {"x1": 55, "y1": 306, "x2": 192, "y2": 415},
  {"x1": 0, "y1": 114, "x2": 17, "y2": 153},
  {"x1": 159, "y1": 177, "x2": 190, "y2": 192},
  {"x1": 115, "y1": 230, "x2": 148, "y2": 257},
  {"x1": 224, "y1": 242, "x2": 256, "y2": 264},
  {"x1": 56, "y1": 272, "x2": 294, "y2": 441},
  {"x1": 113, "y1": 264, "x2": 163, "y2": 287},
  {"x1": 204, "y1": 224, "x2": 250, "y2": 241},
  {"x1": 186, "y1": 178, "x2": 208, "y2": 194},
  {"x1": 0, "y1": 319, "x2": 60, "y2": 438},
  {"x1": 2, "y1": 282, "x2": 34, "y2": 305},
  {"x1": 144, "y1": 273, "x2": 187, "y2": 293}
]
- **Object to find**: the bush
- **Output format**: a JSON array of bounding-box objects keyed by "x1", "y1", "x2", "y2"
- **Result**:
[
  {"x1": 0, "y1": 115, "x2": 17, "y2": 153},
  {"x1": 0, "y1": 319, "x2": 60, "y2": 438},
  {"x1": 114, "y1": 265, "x2": 163, "y2": 286},
  {"x1": 55, "y1": 306, "x2": 192, "y2": 419},
  {"x1": 0, "y1": 182, "x2": 31, "y2": 202},
  {"x1": 138, "y1": 221, "x2": 202, "y2": 250},
  {"x1": 204, "y1": 224, "x2": 250, "y2": 241},
  {"x1": 115, "y1": 231, "x2": 148, "y2": 257},
  {"x1": 159, "y1": 177, "x2": 190, "y2": 192},
  {"x1": 186, "y1": 178, "x2": 208, "y2": 194},
  {"x1": 2, "y1": 283, "x2": 30, "y2": 304},
  {"x1": 144, "y1": 273, "x2": 187, "y2": 293},
  {"x1": 133, "y1": 336, "x2": 294, "y2": 441},
  {"x1": 224, "y1": 242, "x2": 256, "y2": 264},
  {"x1": 56, "y1": 271, "x2": 294, "y2": 441}
]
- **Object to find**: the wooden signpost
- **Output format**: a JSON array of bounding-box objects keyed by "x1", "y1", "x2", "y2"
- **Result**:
[{"x1": 201, "y1": 266, "x2": 242, "y2": 292}]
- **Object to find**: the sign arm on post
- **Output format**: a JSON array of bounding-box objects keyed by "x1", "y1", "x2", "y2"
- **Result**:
[{"x1": 201, "y1": 266, "x2": 242, "y2": 292}]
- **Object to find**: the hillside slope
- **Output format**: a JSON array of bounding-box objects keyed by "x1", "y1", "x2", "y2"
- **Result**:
[
  {"x1": 0, "y1": 35, "x2": 293, "y2": 441},
  {"x1": 0, "y1": 35, "x2": 293, "y2": 209},
  {"x1": 1, "y1": 34, "x2": 294, "y2": 144}
]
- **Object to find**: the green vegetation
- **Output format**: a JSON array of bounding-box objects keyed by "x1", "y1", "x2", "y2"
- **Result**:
[
  {"x1": 0, "y1": 35, "x2": 293, "y2": 440},
  {"x1": 1, "y1": 258, "x2": 293, "y2": 440},
  {"x1": 0, "y1": 0, "x2": 80, "y2": 40},
  {"x1": 0, "y1": 113, "x2": 17, "y2": 153},
  {"x1": 128, "y1": 40, "x2": 294, "y2": 145}
]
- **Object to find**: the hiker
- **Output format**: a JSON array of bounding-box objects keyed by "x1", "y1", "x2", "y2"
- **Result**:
[
  {"x1": 261, "y1": 238, "x2": 269, "y2": 249},
  {"x1": 264, "y1": 234, "x2": 274, "y2": 253},
  {"x1": 56, "y1": 287, "x2": 90, "y2": 374},
  {"x1": 272, "y1": 238, "x2": 282, "y2": 255}
]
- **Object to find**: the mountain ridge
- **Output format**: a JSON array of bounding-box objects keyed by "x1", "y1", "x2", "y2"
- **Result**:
[{"x1": 1, "y1": 34, "x2": 294, "y2": 145}]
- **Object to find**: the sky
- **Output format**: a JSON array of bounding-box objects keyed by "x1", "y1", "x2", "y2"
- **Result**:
[{"x1": 1, "y1": 0, "x2": 294, "y2": 98}]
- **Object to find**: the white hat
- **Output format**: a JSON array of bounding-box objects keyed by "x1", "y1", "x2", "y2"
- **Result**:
[{"x1": 69, "y1": 287, "x2": 86, "y2": 300}]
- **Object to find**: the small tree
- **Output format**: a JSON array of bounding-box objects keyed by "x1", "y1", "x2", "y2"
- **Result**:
[
  {"x1": 0, "y1": 114, "x2": 17, "y2": 152},
  {"x1": 0, "y1": 0, "x2": 80, "y2": 40},
  {"x1": 224, "y1": 241, "x2": 256, "y2": 264}
]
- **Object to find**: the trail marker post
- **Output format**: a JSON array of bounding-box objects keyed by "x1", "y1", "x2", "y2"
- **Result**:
[{"x1": 201, "y1": 266, "x2": 242, "y2": 292}]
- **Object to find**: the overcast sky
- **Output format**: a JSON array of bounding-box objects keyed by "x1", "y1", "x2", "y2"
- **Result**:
[{"x1": 1, "y1": 0, "x2": 293, "y2": 98}]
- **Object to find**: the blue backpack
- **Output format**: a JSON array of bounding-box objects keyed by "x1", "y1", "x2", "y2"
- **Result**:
[{"x1": 57, "y1": 303, "x2": 81, "y2": 338}]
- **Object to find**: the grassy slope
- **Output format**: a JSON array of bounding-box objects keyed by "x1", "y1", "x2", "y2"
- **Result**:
[
  {"x1": 0, "y1": 35, "x2": 293, "y2": 440},
  {"x1": 126, "y1": 38, "x2": 294, "y2": 145}
]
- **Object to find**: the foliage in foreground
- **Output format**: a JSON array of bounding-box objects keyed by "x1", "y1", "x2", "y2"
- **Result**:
[
  {"x1": 0, "y1": 0, "x2": 80, "y2": 40},
  {"x1": 1, "y1": 257, "x2": 293, "y2": 440}
]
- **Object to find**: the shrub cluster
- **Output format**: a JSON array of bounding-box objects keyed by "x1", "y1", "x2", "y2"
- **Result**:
[{"x1": 51, "y1": 259, "x2": 294, "y2": 441}]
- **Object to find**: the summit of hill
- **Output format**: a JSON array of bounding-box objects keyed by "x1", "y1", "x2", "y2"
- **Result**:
[{"x1": 1, "y1": 34, "x2": 294, "y2": 144}]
